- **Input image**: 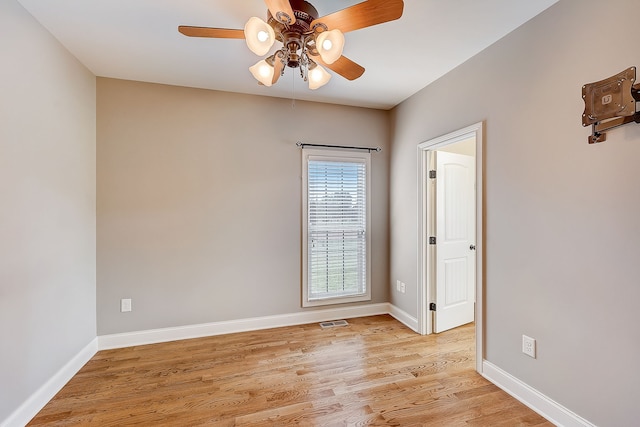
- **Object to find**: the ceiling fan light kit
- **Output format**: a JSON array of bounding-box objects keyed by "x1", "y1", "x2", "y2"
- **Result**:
[
  {"x1": 308, "y1": 65, "x2": 332, "y2": 90},
  {"x1": 244, "y1": 17, "x2": 276, "y2": 56},
  {"x1": 249, "y1": 59, "x2": 276, "y2": 87},
  {"x1": 179, "y1": 0, "x2": 404, "y2": 90},
  {"x1": 315, "y1": 29, "x2": 345, "y2": 64}
]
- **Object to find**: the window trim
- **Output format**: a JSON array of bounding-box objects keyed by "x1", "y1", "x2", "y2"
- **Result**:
[{"x1": 301, "y1": 148, "x2": 372, "y2": 307}]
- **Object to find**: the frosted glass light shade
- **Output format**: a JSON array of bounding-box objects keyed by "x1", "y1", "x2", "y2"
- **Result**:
[
  {"x1": 308, "y1": 65, "x2": 331, "y2": 90},
  {"x1": 249, "y1": 60, "x2": 275, "y2": 86},
  {"x1": 244, "y1": 17, "x2": 275, "y2": 56},
  {"x1": 316, "y1": 29, "x2": 344, "y2": 64}
]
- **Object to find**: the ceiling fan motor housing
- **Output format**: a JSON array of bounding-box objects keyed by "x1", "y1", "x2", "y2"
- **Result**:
[
  {"x1": 267, "y1": 0, "x2": 320, "y2": 68},
  {"x1": 267, "y1": 0, "x2": 319, "y2": 31}
]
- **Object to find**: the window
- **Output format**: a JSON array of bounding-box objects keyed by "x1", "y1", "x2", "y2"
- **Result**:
[{"x1": 302, "y1": 149, "x2": 371, "y2": 307}]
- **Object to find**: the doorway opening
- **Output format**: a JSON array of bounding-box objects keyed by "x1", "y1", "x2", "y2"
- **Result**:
[{"x1": 417, "y1": 122, "x2": 484, "y2": 373}]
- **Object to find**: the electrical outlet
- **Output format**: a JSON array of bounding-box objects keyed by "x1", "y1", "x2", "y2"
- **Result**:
[
  {"x1": 400, "y1": 282, "x2": 406, "y2": 293},
  {"x1": 522, "y1": 335, "x2": 536, "y2": 358},
  {"x1": 121, "y1": 298, "x2": 132, "y2": 313},
  {"x1": 396, "y1": 280, "x2": 401, "y2": 292}
]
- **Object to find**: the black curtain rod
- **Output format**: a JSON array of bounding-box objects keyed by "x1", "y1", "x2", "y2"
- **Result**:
[{"x1": 296, "y1": 141, "x2": 382, "y2": 153}]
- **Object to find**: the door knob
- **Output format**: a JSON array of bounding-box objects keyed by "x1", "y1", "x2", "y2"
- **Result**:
[{"x1": 470, "y1": 245, "x2": 476, "y2": 251}]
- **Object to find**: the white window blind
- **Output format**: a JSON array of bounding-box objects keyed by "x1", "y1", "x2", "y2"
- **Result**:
[{"x1": 303, "y1": 150, "x2": 371, "y2": 306}]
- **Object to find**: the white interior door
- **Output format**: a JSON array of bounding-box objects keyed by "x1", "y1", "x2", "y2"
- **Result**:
[{"x1": 434, "y1": 151, "x2": 476, "y2": 333}]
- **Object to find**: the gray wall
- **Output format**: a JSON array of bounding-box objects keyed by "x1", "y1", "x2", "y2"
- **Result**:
[
  {"x1": 96, "y1": 78, "x2": 390, "y2": 335},
  {"x1": 0, "y1": 0, "x2": 96, "y2": 422},
  {"x1": 389, "y1": 0, "x2": 639, "y2": 425}
]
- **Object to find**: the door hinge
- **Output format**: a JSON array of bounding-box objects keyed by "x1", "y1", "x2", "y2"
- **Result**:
[
  {"x1": 429, "y1": 236, "x2": 436, "y2": 245},
  {"x1": 430, "y1": 303, "x2": 437, "y2": 311},
  {"x1": 429, "y1": 170, "x2": 436, "y2": 179}
]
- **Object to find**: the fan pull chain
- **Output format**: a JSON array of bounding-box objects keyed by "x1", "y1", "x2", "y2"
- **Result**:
[{"x1": 291, "y1": 69, "x2": 296, "y2": 110}]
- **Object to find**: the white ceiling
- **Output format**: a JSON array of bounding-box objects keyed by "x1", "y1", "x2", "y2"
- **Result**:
[{"x1": 17, "y1": 0, "x2": 558, "y2": 110}]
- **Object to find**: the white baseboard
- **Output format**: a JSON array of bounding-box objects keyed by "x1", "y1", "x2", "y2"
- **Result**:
[
  {"x1": 482, "y1": 361, "x2": 596, "y2": 427},
  {"x1": 99, "y1": 303, "x2": 391, "y2": 350},
  {"x1": 388, "y1": 304, "x2": 419, "y2": 332},
  {"x1": 1, "y1": 338, "x2": 98, "y2": 427}
]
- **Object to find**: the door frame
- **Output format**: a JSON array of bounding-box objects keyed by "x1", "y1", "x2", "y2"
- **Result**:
[{"x1": 417, "y1": 121, "x2": 484, "y2": 373}]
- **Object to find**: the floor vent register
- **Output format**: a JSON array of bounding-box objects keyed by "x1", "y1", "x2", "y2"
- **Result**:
[{"x1": 319, "y1": 320, "x2": 349, "y2": 329}]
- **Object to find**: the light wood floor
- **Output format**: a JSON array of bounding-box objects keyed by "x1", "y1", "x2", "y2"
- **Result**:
[{"x1": 29, "y1": 315, "x2": 553, "y2": 426}]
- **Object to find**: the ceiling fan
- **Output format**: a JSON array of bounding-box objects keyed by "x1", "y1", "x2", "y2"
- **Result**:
[{"x1": 178, "y1": 0, "x2": 404, "y2": 90}]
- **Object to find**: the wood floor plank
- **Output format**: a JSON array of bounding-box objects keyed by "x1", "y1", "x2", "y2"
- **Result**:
[{"x1": 28, "y1": 315, "x2": 553, "y2": 426}]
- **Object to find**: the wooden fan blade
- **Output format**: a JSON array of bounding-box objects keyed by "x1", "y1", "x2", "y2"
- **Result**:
[
  {"x1": 311, "y1": 0, "x2": 404, "y2": 33},
  {"x1": 178, "y1": 26, "x2": 245, "y2": 39},
  {"x1": 312, "y1": 54, "x2": 365, "y2": 81},
  {"x1": 264, "y1": 0, "x2": 296, "y2": 25},
  {"x1": 272, "y1": 54, "x2": 286, "y2": 85}
]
